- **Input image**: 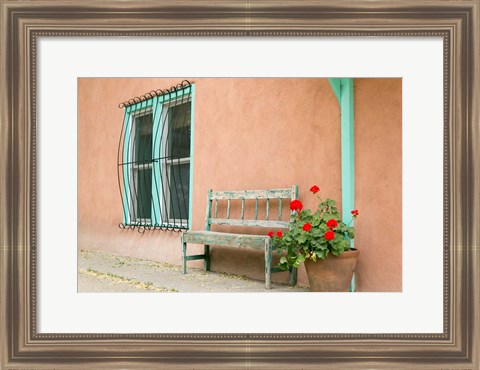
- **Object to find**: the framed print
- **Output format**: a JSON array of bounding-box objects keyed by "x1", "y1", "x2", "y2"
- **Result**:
[{"x1": 1, "y1": 0, "x2": 479, "y2": 368}]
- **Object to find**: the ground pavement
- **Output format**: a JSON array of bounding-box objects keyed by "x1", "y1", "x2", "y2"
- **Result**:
[{"x1": 78, "y1": 249, "x2": 308, "y2": 293}]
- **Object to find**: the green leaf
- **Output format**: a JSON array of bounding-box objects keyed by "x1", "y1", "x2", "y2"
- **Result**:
[{"x1": 280, "y1": 256, "x2": 287, "y2": 264}]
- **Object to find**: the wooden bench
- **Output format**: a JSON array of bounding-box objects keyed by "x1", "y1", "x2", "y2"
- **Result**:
[{"x1": 181, "y1": 186, "x2": 298, "y2": 289}]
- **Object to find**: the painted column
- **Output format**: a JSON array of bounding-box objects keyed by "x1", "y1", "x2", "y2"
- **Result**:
[{"x1": 328, "y1": 78, "x2": 355, "y2": 291}]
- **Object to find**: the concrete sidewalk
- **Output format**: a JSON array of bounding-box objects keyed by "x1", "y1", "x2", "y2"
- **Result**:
[{"x1": 78, "y1": 249, "x2": 308, "y2": 293}]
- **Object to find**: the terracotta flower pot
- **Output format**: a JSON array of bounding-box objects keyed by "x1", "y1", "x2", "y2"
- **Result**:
[{"x1": 304, "y1": 249, "x2": 360, "y2": 292}]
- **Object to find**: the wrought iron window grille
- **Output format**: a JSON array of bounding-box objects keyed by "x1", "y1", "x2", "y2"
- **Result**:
[{"x1": 117, "y1": 80, "x2": 193, "y2": 233}]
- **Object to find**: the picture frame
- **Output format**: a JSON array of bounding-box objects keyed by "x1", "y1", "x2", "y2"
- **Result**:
[{"x1": 1, "y1": 0, "x2": 478, "y2": 368}]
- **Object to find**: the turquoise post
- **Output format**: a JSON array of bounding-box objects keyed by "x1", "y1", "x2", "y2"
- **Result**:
[{"x1": 328, "y1": 78, "x2": 356, "y2": 292}]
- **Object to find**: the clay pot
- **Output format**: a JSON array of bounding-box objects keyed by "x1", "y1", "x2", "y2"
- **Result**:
[{"x1": 304, "y1": 249, "x2": 360, "y2": 292}]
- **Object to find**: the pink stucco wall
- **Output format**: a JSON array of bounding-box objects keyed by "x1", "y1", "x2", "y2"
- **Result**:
[{"x1": 77, "y1": 77, "x2": 402, "y2": 291}]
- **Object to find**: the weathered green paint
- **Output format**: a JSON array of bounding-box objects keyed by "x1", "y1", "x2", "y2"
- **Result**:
[
  {"x1": 287, "y1": 185, "x2": 299, "y2": 286},
  {"x1": 204, "y1": 245, "x2": 210, "y2": 271},
  {"x1": 265, "y1": 199, "x2": 270, "y2": 220},
  {"x1": 329, "y1": 77, "x2": 356, "y2": 292},
  {"x1": 292, "y1": 184, "x2": 298, "y2": 201},
  {"x1": 204, "y1": 189, "x2": 213, "y2": 231},
  {"x1": 183, "y1": 230, "x2": 269, "y2": 250},
  {"x1": 182, "y1": 240, "x2": 187, "y2": 274},
  {"x1": 184, "y1": 254, "x2": 207, "y2": 261},
  {"x1": 210, "y1": 188, "x2": 295, "y2": 200},
  {"x1": 278, "y1": 198, "x2": 282, "y2": 220},
  {"x1": 181, "y1": 186, "x2": 299, "y2": 289},
  {"x1": 210, "y1": 218, "x2": 290, "y2": 228},
  {"x1": 265, "y1": 239, "x2": 272, "y2": 289}
]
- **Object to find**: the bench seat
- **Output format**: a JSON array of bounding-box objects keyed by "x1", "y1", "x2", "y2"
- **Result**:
[{"x1": 183, "y1": 231, "x2": 270, "y2": 250}]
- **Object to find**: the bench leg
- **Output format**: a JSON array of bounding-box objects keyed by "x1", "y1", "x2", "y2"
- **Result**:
[
  {"x1": 265, "y1": 240, "x2": 272, "y2": 289},
  {"x1": 204, "y1": 245, "x2": 210, "y2": 271},
  {"x1": 182, "y1": 240, "x2": 187, "y2": 274}
]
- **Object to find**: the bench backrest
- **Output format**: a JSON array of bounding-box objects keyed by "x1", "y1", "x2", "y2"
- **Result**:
[{"x1": 204, "y1": 185, "x2": 298, "y2": 230}]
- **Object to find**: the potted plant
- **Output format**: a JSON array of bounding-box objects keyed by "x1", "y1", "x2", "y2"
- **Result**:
[{"x1": 268, "y1": 185, "x2": 359, "y2": 292}]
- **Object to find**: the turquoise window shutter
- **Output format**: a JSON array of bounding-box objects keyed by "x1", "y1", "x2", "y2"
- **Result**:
[
  {"x1": 121, "y1": 106, "x2": 132, "y2": 225},
  {"x1": 151, "y1": 96, "x2": 162, "y2": 226}
]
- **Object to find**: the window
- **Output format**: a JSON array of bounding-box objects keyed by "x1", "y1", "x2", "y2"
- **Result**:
[
  {"x1": 118, "y1": 81, "x2": 194, "y2": 231},
  {"x1": 161, "y1": 101, "x2": 191, "y2": 225},
  {"x1": 131, "y1": 111, "x2": 153, "y2": 222}
]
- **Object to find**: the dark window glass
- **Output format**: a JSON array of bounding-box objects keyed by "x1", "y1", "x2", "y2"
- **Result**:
[
  {"x1": 169, "y1": 163, "x2": 190, "y2": 221},
  {"x1": 134, "y1": 113, "x2": 153, "y2": 163},
  {"x1": 137, "y1": 168, "x2": 152, "y2": 219},
  {"x1": 168, "y1": 102, "x2": 191, "y2": 159}
]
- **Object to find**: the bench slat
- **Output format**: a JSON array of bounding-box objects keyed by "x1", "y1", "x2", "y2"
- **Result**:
[
  {"x1": 278, "y1": 198, "x2": 282, "y2": 220},
  {"x1": 266, "y1": 198, "x2": 270, "y2": 220},
  {"x1": 183, "y1": 231, "x2": 269, "y2": 250},
  {"x1": 210, "y1": 218, "x2": 289, "y2": 228},
  {"x1": 210, "y1": 189, "x2": 294, "y2": 200}
]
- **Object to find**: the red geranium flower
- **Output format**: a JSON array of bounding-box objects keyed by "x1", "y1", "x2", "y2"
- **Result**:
[
  {"x1": 310, "y1": 185, "x2": 320, "y2": 194},
  {"x1": 289, "y1": 199, "x2": 303, "y2": 212},
  {"x1": 326, "y1": 219, "x2": 338, "y2": 229},
  {"x1": 267, "y1": 231, "x2": 274, "y2": 238},
  {"x1": 302, "y1": 223, "x2": 312, "y2": 232},
  {"x1": 276, "y1": 231, "x2": 283, "y2": 238},
  {"x1": 324, "y1": 230, "x2": 335, "y2": 241},
  {"x1": 351, "y1": 209, "x2": 359, "y2": 217}
]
